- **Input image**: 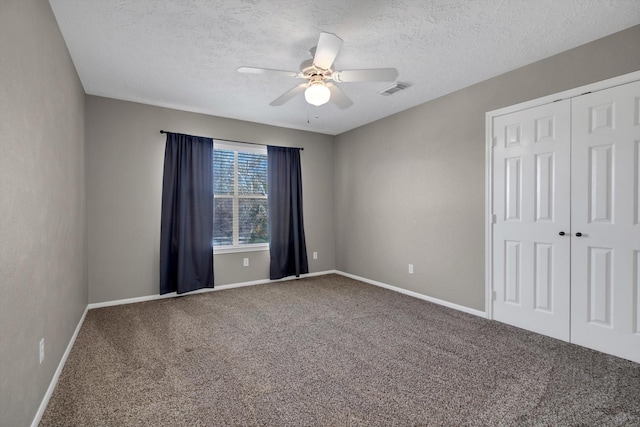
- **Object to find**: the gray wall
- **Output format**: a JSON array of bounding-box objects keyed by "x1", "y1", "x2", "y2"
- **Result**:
[
  {"x1": 334, "y1": 24, "x2": 640, "y2": 311},
  {"x1": 0, "y1": 0, "x2": 87, "y2": 425},
  {"x1": 86, "y1": 96, "x2": 335, "y2": 304}
]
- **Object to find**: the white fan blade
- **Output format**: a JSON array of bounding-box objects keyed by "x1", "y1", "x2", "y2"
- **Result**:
[
  {"x1": 327, "y1": 83, "x2": 353, "y2": 109},
  {"x1": 237, "y1": 67, "x2": 300, "y2": 78},
  {"x1": 313, "y1": 32, "x2": 343, "y2": 70},
  {"x1": 332, "y1": 68, "x2": 398, "y2": 83},
  {"x1": 270, "y1": 84, "x2": 307, "y2": 106}
]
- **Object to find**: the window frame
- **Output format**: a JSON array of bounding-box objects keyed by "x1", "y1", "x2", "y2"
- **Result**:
[{"x1": 213, "y1": 140, "x2": 269, "y2": 255}]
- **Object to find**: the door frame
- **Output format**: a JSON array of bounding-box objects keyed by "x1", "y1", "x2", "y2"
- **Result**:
[{"x1": 484, "y1": 70, "x2": 640, "y2": 319}]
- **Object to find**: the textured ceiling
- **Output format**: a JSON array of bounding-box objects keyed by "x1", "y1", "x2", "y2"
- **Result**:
[{"x1": 48, "y1": 0, "x2": 640, "y2": 136}]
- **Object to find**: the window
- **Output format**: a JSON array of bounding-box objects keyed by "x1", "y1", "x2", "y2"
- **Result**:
[{"x1": 213, "y1": 140, "x2": 268, "y2": 253}]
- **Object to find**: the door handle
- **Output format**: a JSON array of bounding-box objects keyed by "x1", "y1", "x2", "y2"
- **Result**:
[
  {"x1": 559, "y1": 231, "x2": 566, "y2": 236},
  {"x1": 575, "y1": 232, "x2": 583, "y2": 237}
]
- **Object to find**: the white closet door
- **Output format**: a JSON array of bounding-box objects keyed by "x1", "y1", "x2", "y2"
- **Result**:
[
  {"x1": 492, "y1": 100, "x2": 571, "y2": 341},
  {"x1": 570, "y1": 80, "x2": 640, "y2": 363}
]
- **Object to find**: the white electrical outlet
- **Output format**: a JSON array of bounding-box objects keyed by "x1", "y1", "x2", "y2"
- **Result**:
[
  {"x1": 243, "y1": 258, "x2": 249, "y2": 267},
  {"x1": 39, "y1": 338, "x2": 44, "y2": 364},
  {"x1": 408, "y1": 264, "x2": 414, "y2": 274},
  {"x1": 313, "y1": 252, "x2": 318, "y2": 260}
]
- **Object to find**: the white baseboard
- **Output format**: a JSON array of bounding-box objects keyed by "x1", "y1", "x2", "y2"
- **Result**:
[
  {"x1": 31, "y1": 305, "x2": 89, "y2": 427},
  {"x1": 87, "y1": 270, "x2": 338, "y2": 310},
  {"x1": 87, "y1": 269, "x2": 485, "y2": 318},
  {"x1": 336, "y1": 271, "x2": 487, "y2": 318}
]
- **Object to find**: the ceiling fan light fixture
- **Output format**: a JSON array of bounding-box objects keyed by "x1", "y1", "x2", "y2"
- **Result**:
[{"x1": 304, "y1": 81, "x2": 331, "y2": 106}]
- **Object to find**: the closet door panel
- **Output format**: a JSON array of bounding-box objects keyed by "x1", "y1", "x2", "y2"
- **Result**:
[
  {"x1": 571, "y1": 80, "x2": 640, "y2": 364},
  {"x1": 492, "y1": 100, "x2": 571, "y2": 341}
]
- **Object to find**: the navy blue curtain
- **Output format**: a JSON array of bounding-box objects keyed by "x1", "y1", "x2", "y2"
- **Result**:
[
  {"x1": 267, "y1": 146, "x2": 309, "y2": 280},
  {"x1": 160, "y1": 132, "x2": 214, "y2": 294}
]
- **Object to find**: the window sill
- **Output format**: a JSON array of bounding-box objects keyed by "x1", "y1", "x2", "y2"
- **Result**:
[{"x1": 214, "y1": 244, "x2": 269, "y2": 255}]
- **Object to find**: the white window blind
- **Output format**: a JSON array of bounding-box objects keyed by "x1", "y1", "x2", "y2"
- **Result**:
[{"x1": 213, "y1": 140, "x2": 268, "y2": 252}]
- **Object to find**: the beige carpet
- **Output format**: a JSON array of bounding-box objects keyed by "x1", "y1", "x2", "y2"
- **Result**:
[{"x1": 41, "y1": 274, "x2": 640, "y2": 426}]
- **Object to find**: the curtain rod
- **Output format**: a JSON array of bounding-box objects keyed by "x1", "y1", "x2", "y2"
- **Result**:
[{"x1": 159, "y1": 130, "x2": 303, "y2": 150}]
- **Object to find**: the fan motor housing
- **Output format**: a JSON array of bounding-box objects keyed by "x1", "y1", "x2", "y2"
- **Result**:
[{"x1": 300, "y1": 59, "x2": 332, "y2": 80}]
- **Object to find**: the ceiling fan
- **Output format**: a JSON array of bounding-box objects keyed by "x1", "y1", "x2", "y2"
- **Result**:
[{"x1": 238, "y1": 32, "x2": 398, "y2": 109}]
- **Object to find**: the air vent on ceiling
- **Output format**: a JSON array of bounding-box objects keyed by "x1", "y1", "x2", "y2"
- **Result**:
[{"x1": 378, "y1": 82, "x2": 410, "y2": 96}]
